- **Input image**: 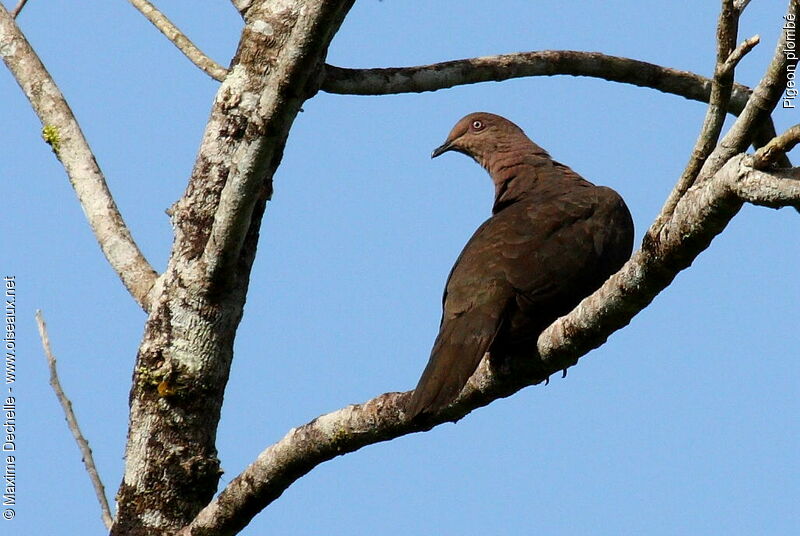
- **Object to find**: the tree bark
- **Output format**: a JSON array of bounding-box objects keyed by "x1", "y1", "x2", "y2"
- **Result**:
[{"x1": 111, "y1": 2, "x2": 354, "y2": 534}]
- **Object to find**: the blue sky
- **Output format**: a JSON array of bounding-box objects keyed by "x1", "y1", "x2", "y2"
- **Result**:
[{"x1": 1, "y1": 1, "x2": 798, "y2": 534}]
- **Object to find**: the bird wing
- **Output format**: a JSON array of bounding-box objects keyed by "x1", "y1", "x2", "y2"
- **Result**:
[
  {"x1": 409, "y1": 180, "x2": 632, "y2": 417},
  {"x1": 408, "y1": 273, "x2": 513, "y2": 417},
  {"x1": 409, "y1": 212, "x2": 528, "y2": 417},
  {"x1": 500, "y1": 180, "x2": 632, "y2": 327}
]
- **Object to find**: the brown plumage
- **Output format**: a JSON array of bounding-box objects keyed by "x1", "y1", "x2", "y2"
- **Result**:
[{"x1": 408, "y1": 112, "x2": 634, "y2": 417}]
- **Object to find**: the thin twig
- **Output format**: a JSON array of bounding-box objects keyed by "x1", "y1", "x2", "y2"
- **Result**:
[
  {"x1": 127, "y1": 0, "x2": 228, "y2": 81},
  {"x1": 751, "y1": 124, "x2": 800, "y2": 169},
  {"x1": 652, "y1": 1, "x2": 747, "y2": 232},
  {"x1": 0, "y1": 7, "x2": 158, "y2": 310},
  {"x1": 35, "y1": 311, "x2": 114, "y2": 530},
  {"x1": 10, "y1": 0, "x2": 28, "y2": 18},
  {"x1": 722, "y1": 35, "x2": 760, "y2": 73}
]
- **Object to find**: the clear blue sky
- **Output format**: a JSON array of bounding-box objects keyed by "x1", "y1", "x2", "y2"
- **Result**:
[{"x1": 2, "y1": 1, "x2": 798, "y2": 534}]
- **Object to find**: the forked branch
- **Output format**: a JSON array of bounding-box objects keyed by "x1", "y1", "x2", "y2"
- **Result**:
[
  {"x1": 697, "y1": 0, "x2": 800, "y2": 180},
  {"x1": 652, "y1": 0, "x2": 750, "y2": 232}
]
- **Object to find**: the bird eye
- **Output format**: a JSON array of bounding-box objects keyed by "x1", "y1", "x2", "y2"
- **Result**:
[{"x1": 471, "y1": 120, "x2": 485, "y2": 131}]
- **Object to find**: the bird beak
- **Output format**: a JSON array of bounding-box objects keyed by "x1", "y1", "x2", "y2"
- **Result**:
[{"x1": 431, "y1": 140, "x2": 454, "y2": 159}]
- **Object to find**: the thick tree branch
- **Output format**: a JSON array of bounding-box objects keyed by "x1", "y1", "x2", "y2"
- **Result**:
[
  {"x1": 0, "y1": 6, "x2": 158, "y2": 311},
  {"x1": 179, "y1": 155, "x2": 798, "y2": 535},
  {"x1": 196, "y1": 1, "x2": 350, "y2": 288},
  {"x1": 112, "y1": 1, "x2": 356, "y2": 533},
  {"x1": 230, "y1": 0, "x2": 251, "y2": 17},
  {"x1": 126, "y1": 0, "x2": 229, "y2": 81},
  {"x1": 36, "y1": 310, "x2": 114, "y2": 530}
]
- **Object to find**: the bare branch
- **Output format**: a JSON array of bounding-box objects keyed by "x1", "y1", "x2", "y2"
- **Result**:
[
  {"x1": 113, "y1": 2, "x2": 357, "y2": 531},
  {"x1": 734, "y1": 160, "x2": 800, "y2": 207},
  {"x1": 752, "y1": 119, "x2": 793, "y2": 168},
  {"x1": 322, "y1": 50, "x2": 788, "y2": 157},
  {"x1": 10, "y1": 0, "x2": 28, "y2": 18},
  {"x1": 647, "y1": 0, "x2": 800, "y2": 242},
  {"x1": 751, "y1": 124, "x2": 800, "y2": 169},
  {"x1": 193, "y1": 0, "x2": 350, "y2": 291},
  {"x1": 322, "y1": 48, "x2": 795, "y2": 169},
  {"x1": 230, "y1": 0, "x2": 252, "y2": 17},
  {"x1": 322, "y1": 51, "x2": 752, "y2": 107},
  {"x1": 181, "y1": 150, "x2": 799, "y2": 534},
  {"x1": 127, "y1": 0, "x2": 228, "y2": 81},
  {"x1": 652, "y1": 1, "x2": 746, "y2": 232},
  {"x1": 734, "y1": 0, "x2": 752, "y2": 13},
  {"x1": 699, "y1": 0, "x2": 800, "y2": 180},
  {"x1": 0, "y1": 7, "x2": 158, "y2": 310},
  {"x1": 35, "y1": 310, "x2": 114, "y2": 530},
  {"x1": 722, "y1": 34, "x2": 760, "y2": 74}
]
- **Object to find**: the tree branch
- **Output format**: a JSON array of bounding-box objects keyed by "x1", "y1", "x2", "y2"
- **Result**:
[
  {"x1": 35, "y1": 310, "x2": 114, "y2": 530},
  {"x1": 10, "y1": 0, "x2": 28, "y2": 18},
  {"x1": 0, "y1": 6, "x2": 158, "y2": 311},
  {"x1": 647, "y1": 0, "x2": 800, "y2": 241},
  {"x1": 126, "y1": 0, "x2": 229, "y2": 81},
  {"x1": 230, "y1": 0, "x2": 252, "y2": 17},
  {"x1": 321, "y1": 50, "x2": 790, "y2": 156},
  {"x1": 697, "y1": 0, "x2": 800, "y2": 180},
  {"x1": 195, "y1": 2, "x2": 349, "y2": 289},
  {"x1": 734, "y1": 158, "x2": 800, "y2": 207},
  {"x1": 652, "y1": 0, "x2": 747, "y2": 232},
  {"x1": 751, "y1": 124, "x2": 800, "y2": 169},
  {"x1": 722, "y1": 34, "x2": 760, "y2": 73},
  {"x1": 180, "y1": 152, "x2": 800, "y2": 535},
  {"x1": 322, "y1": 51, "x2": 753, "y2": 107},
  {"x1": 751, "y1": 119, "x2": 793, "y2": 168},
  {"x1": 113, "y1": 1, "x2": 356, "y2": 532}
]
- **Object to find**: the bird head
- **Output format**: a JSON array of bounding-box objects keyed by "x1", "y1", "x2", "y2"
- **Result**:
[{"x1": 431, "y1": 112, "x2": 528, "y2": 169}]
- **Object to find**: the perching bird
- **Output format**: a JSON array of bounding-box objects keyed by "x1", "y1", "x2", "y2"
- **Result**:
[{"x1": 408, "y1": 112, "x2": 634, "y2": 417}]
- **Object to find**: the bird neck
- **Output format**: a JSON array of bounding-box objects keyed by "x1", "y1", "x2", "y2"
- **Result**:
[{"x1": 485, "y1": 144, "x2": 553, "y2": 212}]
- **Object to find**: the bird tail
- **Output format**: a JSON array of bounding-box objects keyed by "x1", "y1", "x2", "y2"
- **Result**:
[{"x1": 407, "y1": 312, "x2": 499, "y2": 418}]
